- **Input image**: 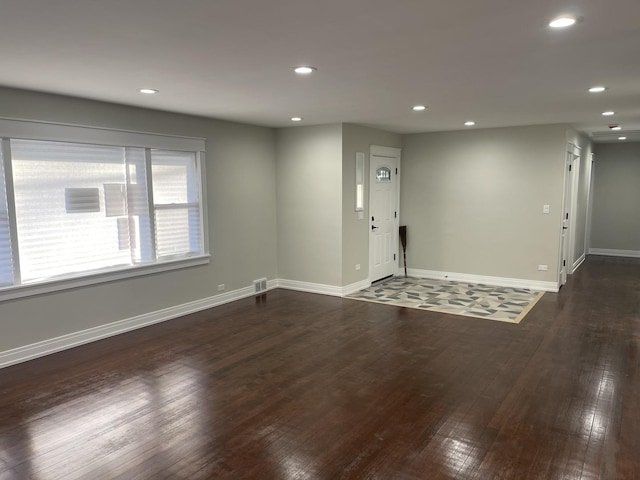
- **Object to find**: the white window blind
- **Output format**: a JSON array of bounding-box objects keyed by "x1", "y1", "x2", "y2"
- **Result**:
[
  {"x1": 124, "y1": 147, "x2": 153, "y2": 264},
  {"x1": 151, "y1": 150, "x2": 202, "y2": 259},
  {"x1": 0, "y1": 119, "x2": 207, "y2": 297},
  {"x1": 11, "y1": 139, "x2": 144, "y2": 282},
  {"x1": 0, "y1": 148, "x2": 13, "y2": 286}
]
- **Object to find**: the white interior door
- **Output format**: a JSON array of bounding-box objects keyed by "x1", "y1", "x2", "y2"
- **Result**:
[
  {"x1": 369, "y1": 147, "x2": 400, "y2": 283},
  {"x1": 559, "y1": 151, "x2": 573, "y2": 286},
  {"x1": 559, "y1": 145, "x2": 581, "y2": 286},
  {"x1": 568, "y1": 148, "x2": 581, "y2": 271}
]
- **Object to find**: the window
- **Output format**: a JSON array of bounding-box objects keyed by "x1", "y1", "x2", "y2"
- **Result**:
[
  {"x1": 376, "y1": 167, "x2": 391, "y2": 182},
  {"x1": 0, "y1": 119, "x2": 207, "y2": 298},
  {"x1": 151, "y1": 150, "x2": 202, "y2": 259},
  {"x1": 0, "y1": 148, "x2": 13, "y2": 287}
]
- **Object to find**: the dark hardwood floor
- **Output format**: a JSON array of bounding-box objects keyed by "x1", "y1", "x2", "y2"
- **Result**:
[{"x1": 0, "y1": 256, "x2": 639, "y2": 479}]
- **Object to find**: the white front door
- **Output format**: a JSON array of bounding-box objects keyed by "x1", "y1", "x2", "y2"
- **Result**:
[{"x1": 369, "y1": 147, "x2": 400, "y2": 283}]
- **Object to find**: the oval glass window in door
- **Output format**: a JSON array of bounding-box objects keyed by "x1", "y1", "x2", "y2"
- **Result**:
[{"x1": 376, "y1": 167, "x2": 391, "y2": 182}]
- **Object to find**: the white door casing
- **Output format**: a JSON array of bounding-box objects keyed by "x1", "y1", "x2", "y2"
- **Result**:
[
  {"x1": 585, "y1": 153, "x2": 595, "y2": 255},
  {"x1": 569, "y1": 149, "x2": 581, "y2": 271},
  {"x1": 369, "y1": 146, "x2": 400, "y2": 283},
  {"x1": 559, "y1": 144, "x2": 580, "y2": 286}
]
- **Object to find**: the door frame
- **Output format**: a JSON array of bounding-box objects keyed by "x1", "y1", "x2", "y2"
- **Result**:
[
  {"x1": 568, "y1": 145, "x2": 581, "y2": 271},
  {"x1": 558, "y1": 143, "x2": 580, "y2": 286},
  {"x1": 368, "y1": 145, "x2": 401, "y2": 283},
  {"x1": 584, "y1": 153, "x2": 595, "y2": 256}
]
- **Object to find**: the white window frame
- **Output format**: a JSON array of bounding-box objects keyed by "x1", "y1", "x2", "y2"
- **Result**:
[
  {"x1": 0, "y1": 117, "x2": 209, "y2": 302},
  {"x1": 149, "y1": 149, "x2": 205, "y2": 262}
]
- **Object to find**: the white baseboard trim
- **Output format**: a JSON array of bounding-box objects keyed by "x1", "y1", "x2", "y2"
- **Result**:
[
  {"x1": 2, "y1": 265, "x2": 564, "y2": 370},
  {"x1": 0, "y1": 280, "x2": 277, "y2": 370},
  {"x1": 589, "y1": 248, "x2": 640, "y2": 258},
  {"x1": 277, "y1": 279, "x2": 343, "y2": 297},
  {"x1": 277, "y1": 278, "x2": 371, "y2": 297},
  {"x1": 571, "y1": 254, "x2": 586, "y2": 273},
  {"x1": 401, "y1": 268, "x2": 559, "y2": 292},
  {"x1": 342, "y1": 279, "x2": 371, "y2": 296}
]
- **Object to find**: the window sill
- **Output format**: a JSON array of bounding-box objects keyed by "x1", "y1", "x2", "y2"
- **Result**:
[{"x1": 0, "y1": 255, "x2": 210, "y2": 302}]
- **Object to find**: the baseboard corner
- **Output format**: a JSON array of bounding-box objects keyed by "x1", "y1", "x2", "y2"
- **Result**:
[
  {"x1": 276, "y1": 279, "x2": 343, "y2": 297},
  {"x1": 342, "y1": 279, "x2": 371, "y2": 296}
]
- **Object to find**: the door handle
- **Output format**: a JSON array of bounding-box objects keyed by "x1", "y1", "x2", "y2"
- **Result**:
[
  {"x1": 372, "y1": 225, "x2": 379, "y2": 230},
  {"x1": 562, "y1": 226, "x2": 568, "y2": 230}
]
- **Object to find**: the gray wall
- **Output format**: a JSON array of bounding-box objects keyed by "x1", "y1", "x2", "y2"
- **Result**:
[
  {"x1": 0, "y1": 87, "x2": 278, "y2": 352},
  {"x1": 276, "y1": 124, "x2": 343, "y2": 286},
  {"x1": 276, "y1": 123, "x2": 401, "y2": 288},
  {"x1": 591, "y1": 142, "x2": 640, "y2": 252},
  {"x1": 0, "y1": 87, "x2": 604, "y2": 358},
  {"x1": 341, "y1": 124, "x2": 402, "y2": 286},
  {"x1": 401, "y1": 125, "x2": 567, "y2": 282}
]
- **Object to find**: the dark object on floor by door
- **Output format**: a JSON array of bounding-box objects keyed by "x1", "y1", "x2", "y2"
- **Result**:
[{"x1": 399, "y1": 225, "x2": 407, "y2": 277}]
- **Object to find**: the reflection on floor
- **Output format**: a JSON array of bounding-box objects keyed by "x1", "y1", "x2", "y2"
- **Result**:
[
  {"x1": 0, "y1": 256, "x2": 638, "y2": 478},
  {"x1": 346, "y1": 276, "x2": 544, "y2": 323}
]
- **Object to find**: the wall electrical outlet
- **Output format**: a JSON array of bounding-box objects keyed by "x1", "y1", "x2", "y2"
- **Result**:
[
  {"x1": 355, "y1": 264, "x2": 361, "y2": 270},
  {"x1": 543, "y1": 205, "x2": 550, "y2": 214},
  {"x1": 217, "y1": 284, "x2": 225, "y2": 291},
  {"x1": 537, "y1": 265, "x2": 548, "y2": 271}
]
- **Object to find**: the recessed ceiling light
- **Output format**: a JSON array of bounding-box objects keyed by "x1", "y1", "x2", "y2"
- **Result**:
[
  {"x1": 291, "y1": 117, "x2": 303, "y2": 122},
  {"x1": 139, "y1": 88, "x2": 158, "y2": 94},
  {"x1": 294, "y1": 66, "x2": 317, "y2": 75},
  {"x1": 610, "y1": 125, "x2": 622, "y2": 131},
  {"x1": 464, "y1": 121, "x2": 476, "y2": 126},
  {"x1": 588, "y1": 86, "x2": 607, "y2": 93},
  {"x1": 549, "y1": 16, "x2": 577, "y2": 28},
  {"x1": 412, "y1": 105, "x2": 427, "y2": 111},
  {"x1": 602, "y1": 111, "x2": 615, "y2": 116},
  {"x1": 618, "y1": 136, "x2": 627, "y2": 140}
]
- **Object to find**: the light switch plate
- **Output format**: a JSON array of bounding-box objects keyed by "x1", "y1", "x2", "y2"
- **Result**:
[{"x1": 543, "y1": 205, "x2": 550, "y2": 214}]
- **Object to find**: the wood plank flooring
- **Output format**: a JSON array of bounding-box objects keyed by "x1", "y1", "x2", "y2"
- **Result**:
[{"x1": 0, "y1": 255, "x2": 638, "y2": 479}]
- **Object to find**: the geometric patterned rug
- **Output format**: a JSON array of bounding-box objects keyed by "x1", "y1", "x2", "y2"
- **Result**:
[{"x1": 346, "y1": 276, "x2": 544, "y2": 324}]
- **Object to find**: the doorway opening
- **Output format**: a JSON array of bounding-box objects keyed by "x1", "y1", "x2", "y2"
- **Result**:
[{"x1": 559, "y1": 144, "x2": 580, "y2": 286}]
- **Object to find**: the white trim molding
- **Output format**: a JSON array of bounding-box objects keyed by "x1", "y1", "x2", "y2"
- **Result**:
[
  {"x1": 400, "y1": 268, "x2": 559, "y2": 292},
  {"x1": 342, "y1": 278, "x2": 371, "y2": 296},
  {"x1": 277, "y1": 279, "x2": 343, "y2": 297},
  {"x1": 0, "y1": 279, "x2": 276, "y2": 369},
  {"x1": 589, "y1": 248, "x2": 640, "y2": 258},
  {"x1": 277, "y1": 278, "x2": 371, "y2": 297},
  {"x1": 572, "y1": 253, "x2": 586, "y2": 273},
  {"x1": 2, "y1": 267, "x2": 566, "y2": 370},
  {"x1": 0, "y1": 117, "x2": 206, "y2": 151},
  {"x1": 0, "y1": 255, "x2": 210, "y2": 302},
  {"x1": 370, "y1": 145, "x2": 402, "y2": 158}
]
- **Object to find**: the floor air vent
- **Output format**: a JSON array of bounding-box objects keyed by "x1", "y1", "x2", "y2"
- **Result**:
[{"x1": 254, "y1": 278, "x2": 268, "y2": 295}]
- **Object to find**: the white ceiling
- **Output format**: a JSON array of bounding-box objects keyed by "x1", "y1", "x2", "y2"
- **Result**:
[{"x1": 1, "y1": 0, "x2": 639, "y2": 142}]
